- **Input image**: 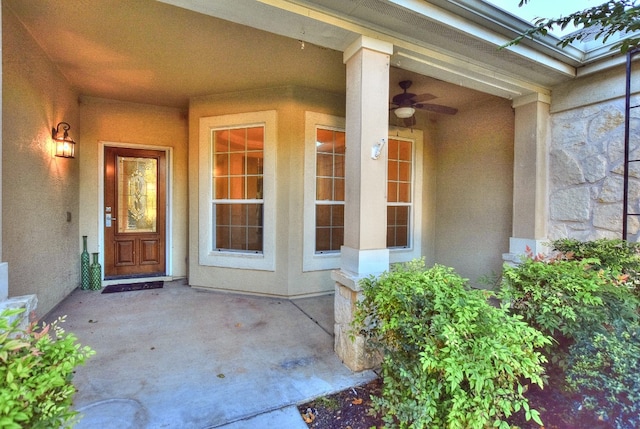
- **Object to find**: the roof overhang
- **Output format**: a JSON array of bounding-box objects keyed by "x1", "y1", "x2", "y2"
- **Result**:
[{"x1": 160, "y1": 0, "x2": 627, "y2": 101}]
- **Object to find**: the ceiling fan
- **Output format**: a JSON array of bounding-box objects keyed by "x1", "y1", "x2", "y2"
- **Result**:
[{"x1": 390, "y1": 80, "x2": 458, "y2": 126}]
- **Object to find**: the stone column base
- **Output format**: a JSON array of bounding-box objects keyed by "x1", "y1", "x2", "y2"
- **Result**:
[{"x1": 332, "y1": 269, "x2": 381, "y2": 372}]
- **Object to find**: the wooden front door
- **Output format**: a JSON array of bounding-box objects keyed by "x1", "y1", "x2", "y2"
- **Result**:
[{"x1": 104, "y1": 147, "x2": 166, "y2": 279}]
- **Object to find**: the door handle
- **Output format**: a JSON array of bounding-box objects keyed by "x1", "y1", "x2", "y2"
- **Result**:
[{"x1": 105, "y1": 214, "x2": 116, "y2": 227}]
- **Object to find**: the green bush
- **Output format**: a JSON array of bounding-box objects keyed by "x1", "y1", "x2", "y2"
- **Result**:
[
  {"x1": 499, "y1": 257, "x2": 625, "y2": 340},
  {"x1": 498, "y1": 239, "x2": 640, "y2": 428},
  {"x1": 353, "y1": 259, "x2": 550, "y2": 429},
  {"x1": 552, "y1": 238, "x2": 640, "y2": 298},
  {"x1": 552, "y1": 238, "x2": 640, "y2": 277},
  {"x1": 566, "y1": 321, "x2": 640, "y2": 429},
  {"x1": 0, "y1": 308, "x2": 95, "y2": 429},
  {"x1": 500, "y1": 240, "x2": 640, "y2": 340}
]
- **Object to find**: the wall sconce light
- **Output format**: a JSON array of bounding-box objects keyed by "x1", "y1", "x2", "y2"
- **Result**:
[
  {"x1": 394, "y1": 106, "x2": 415, "y2": 119},
  {"x1": 52, "y1": 122, "x2": 76, "y2": 158}
]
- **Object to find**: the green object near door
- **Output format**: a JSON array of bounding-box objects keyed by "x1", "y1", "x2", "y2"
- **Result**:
[
  {"x1": 81, "y1": 236, "x2": 90, "y2": 290},
  {"x1": 90, "y1": 253, "x2": 102, "y2": 291}
]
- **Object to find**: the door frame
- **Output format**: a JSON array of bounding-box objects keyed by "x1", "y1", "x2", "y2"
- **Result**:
[{"x1": 98, "y1": 141, "x2": 173, "y2": 286}]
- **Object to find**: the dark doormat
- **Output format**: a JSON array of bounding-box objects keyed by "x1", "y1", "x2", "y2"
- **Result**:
[{"x1": 101, "y1": 281, "x2": 164, "y2": 294}]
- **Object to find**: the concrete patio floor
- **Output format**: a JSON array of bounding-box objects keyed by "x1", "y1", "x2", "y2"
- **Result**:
[{"x1": 44, "y1": 279, "x2": 376, "y2": 428}]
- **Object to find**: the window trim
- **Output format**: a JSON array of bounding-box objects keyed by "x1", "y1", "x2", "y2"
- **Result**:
[
  {"x1": 199, "y1": 111, "x2": 276, "y2": 270},
  {"x1": 303, "y1": 112, "x2": 345, "y2": 272},
  {"x1": 387, "y1": 132, "x2": 423, "y2": 263}
]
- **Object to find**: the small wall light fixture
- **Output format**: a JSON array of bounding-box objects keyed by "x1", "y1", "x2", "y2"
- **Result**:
[
  {"x1": 52, "y1": 122, "x2": 76, "y2": 158},
  {"x1": 394, "y1": 106, "x2": 415, "y2": 119}
]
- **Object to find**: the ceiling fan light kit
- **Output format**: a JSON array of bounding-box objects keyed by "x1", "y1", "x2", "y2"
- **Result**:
[
  {"x1": 394, "y1": 106, "x2": 415, "y2": 118},
  {"x1": 390, "y1": 80, "x2": 457, "y2": 123}
]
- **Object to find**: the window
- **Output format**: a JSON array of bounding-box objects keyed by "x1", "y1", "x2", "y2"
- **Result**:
[
  {"x1": 387, "y1": 138, "x2": 412, "y2": 248},
  {"x1": 386, "y1": 128, "x2": 423, "y2": 265},
  {"x1": 315, "y1": 128, "x2": 345, "y2": 253},
  {"x1": 212, "y1": 127, "x2": 264, "y2": 252},
  {"x1": 303, "y1": 113, "x2": 423, "y2": 271},
  {"x1": 303, "y1": 112, "x2": 345, "y2": 271},
  {"x1": 199, "y1": 111, "x2": 276, "y2": 270}
]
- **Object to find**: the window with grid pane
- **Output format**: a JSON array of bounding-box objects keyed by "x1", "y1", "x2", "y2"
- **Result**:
[
  {"x1": 315, "y1": 128, "x2": 345, "y2": 253},
  {"x1": 387, "y1": 138, "x2": 412, "y2": 248},
  {"x1": 212, "y1": 126, "x2": 264, "y2": 252}
]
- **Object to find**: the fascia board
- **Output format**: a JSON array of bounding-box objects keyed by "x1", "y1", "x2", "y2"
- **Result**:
[
  {"x1": 382, "y1": 0, "x2": 577, "y2": 74},
  {"x1": 387, "y1": 0, "x2": 584, "y2": 62}
]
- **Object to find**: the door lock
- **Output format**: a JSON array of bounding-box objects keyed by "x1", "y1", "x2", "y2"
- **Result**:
[{"x1": 105, "y1": 213, "x2": 116, "y2": 228}]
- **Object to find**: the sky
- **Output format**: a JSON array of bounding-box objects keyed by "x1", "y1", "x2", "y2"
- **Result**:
[{"x1": 485, "y1": 0, "x2": 595, "y2": 36}]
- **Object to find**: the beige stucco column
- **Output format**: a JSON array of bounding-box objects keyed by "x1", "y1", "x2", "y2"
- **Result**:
[
  {"x1": 504, "y1": 93, "x2": 552, "y2": 262},
  {"x1": 0, "y1": 6, "x2": 7, "y2": 301},
  {"x1": 332, "y1": 36, "x2": 392, "y2": 371}
]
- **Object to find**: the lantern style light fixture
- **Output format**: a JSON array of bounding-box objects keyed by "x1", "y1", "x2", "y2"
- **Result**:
[
  {"x1": 394, "y1": 106, "x2": 415, "y2": 119},
  {"x1": 52, "y1": 122, "x2": 76, "y2": 158}
]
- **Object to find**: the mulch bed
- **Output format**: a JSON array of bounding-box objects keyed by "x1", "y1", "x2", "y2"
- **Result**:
[
  {"x1": 299, "y1": 378, "x2": 384, "y2": 429},
  {"x1": 299, "y1": 375, "x2": 619, "y2": 429}
]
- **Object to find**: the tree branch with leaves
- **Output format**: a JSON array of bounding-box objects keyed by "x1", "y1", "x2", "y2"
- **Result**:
[{"x1": 506, "y1": 0, "x2": 640, "y2": 54}]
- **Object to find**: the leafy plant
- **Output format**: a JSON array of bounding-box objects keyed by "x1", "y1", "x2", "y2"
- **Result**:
[
  {"x1": 500, "y1": 241, "x2": 640, "y2": 340},
  {"x1": 552, "y1": 238, "x2": 640, "y2": 271},
  {"x1": 0, "y1": 308, "x2": 95, "y2": 429},
  {"x1": 498, "y1": 239, "x2": 640, "y2": 428},
  {"x1": 499, "y1": 257, "x2": 615, "y2": 339},
  {"x1": 566, "y1": 321, "x2": 640, "y2": 429},
  {"x1": 353, "y1": 259, "x2": 551, "y2": 429},
  {"x1": 552, "y1": 238, "x2": 640, "y2": 298}
]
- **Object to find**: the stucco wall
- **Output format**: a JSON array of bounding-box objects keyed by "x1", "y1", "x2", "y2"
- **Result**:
[
  {"x1": 407, "y1": 117, "x2": 437, "y2": 266},
  {"x1": 78, "y1": 97, "x2": 189, "y2": 278},
  {"x1": 548, "y1": 65, "x2": 640, "y2": 241},
  {"x1": 434, "y1": 98, "x2": 514, "y2": 285},
  {"x1": 3, "y1": 6, "x2": 80, "y2": 316},
  {"x1": 189, "y1": 86, "x2": 345, "y2": 297}
]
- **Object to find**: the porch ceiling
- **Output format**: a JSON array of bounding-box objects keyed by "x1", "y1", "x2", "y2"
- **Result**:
[{"x1": 5, "y1": 0, "x2": 590, "y2": 111}]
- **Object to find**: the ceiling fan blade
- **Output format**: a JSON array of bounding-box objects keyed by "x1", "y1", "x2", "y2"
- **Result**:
[
  {"x1": 415, "y1": 103, "x2": 458, "y2": 115},
  {"x1": 412, "y1": 93, "x2": 437, "y2": 103}
]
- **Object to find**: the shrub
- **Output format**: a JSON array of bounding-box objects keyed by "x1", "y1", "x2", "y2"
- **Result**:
[
  {"x1": 498, "y1": 239, "x2": 640, "y2": 429},
  {"x1": 566, "y1": 321, "x2": 640, "y2": 429},
  {"x1": 552, "y1": 238, "x2": 640, "y2": 276},
  {"x1": 354, "y1": 259, "x2": 550, "y2": 429},
  {"x1": 499, "y1": 241, "x2": 640, "y2": 341},
  {"x1": 0, "y1": 308, "x2": 95, "y2": 429},
  {"x1": 499, "y1": 257, "x2": 619, "y2": 340},
  {"x1": 552, "y1": 238, "x2": 640, "y2": 298}
]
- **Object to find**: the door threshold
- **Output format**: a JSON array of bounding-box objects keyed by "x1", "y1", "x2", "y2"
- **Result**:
[{"x1": 102, "y1": 276, "x2": 173, "y2": 286}]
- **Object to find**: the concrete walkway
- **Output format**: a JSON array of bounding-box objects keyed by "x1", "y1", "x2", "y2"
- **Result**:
[{"x1": 45, "y1": 280, "x2": 376, "y2": 428}]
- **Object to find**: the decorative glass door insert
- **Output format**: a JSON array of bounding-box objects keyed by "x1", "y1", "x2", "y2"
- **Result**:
[{"x1": 117, "y1": 156, "x2": 158, "y2": 233}]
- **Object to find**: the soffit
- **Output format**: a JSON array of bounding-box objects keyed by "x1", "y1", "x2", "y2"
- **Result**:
[
  {"x1": 162, "y1": 0, "x2": 587, "y2": 99},
  {"x1": 4, "y1": 0, "x2": 347, "y2": 109},
  {"x1": 7, "y1": 0, "x2": 613, "y2": 112}
]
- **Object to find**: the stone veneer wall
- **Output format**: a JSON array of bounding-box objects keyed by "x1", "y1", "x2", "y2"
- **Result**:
[{"x1": 549, "y1": 96, "x2": 640, "y2": 242}]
